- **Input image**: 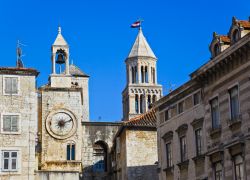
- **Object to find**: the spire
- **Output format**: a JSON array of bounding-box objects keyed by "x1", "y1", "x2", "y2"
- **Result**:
[
  {"x1": 53, "y1": 26, "x2": 68, "y2": 46},
  {"x1": 128, "y1": 28, "x2": 156, "y2": 59}
]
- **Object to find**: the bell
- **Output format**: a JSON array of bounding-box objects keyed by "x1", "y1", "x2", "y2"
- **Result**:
[{"x1": 56, "y1": 53, "x2": 65, "y2": 64}]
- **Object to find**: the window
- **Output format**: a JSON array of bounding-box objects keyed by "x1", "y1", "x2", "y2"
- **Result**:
[
  {"x1": 214, "y1": 44, "x2": 220, "y2": 57},
  {"x1": 2, "y1": 151, "x2": 18, "y2": 171},
  {"x1": 4, "y1": 77, "x2": 18, "y2": 95},
  {"x1": 145, "y1": 66, "x2": 148, "y2": 83},
  {"x1": 232, "y1": 30, "x2": 240, "y2": 43},
  {"x1": 180, "y1": 136, "x2": 187, "y2": 162},
  {"x1": 229, "y1": 86, "x2": 239, "y2": 121},
  {"x1": 214, "y1": 162, "x2": 223, "y2": 180},
  {"x1": 66, "y1": 143, "x2": 75, "y2": 160},
  {"x1": 2, "y1": 115, "x2": 19, "y2": 133},
  {"x1": 135, "y1": 95, "x2": 139, "y2": 113},
  {"x1": 210, "y1": 97, "x2": 220, "y2": 129},
  {"x1": 166, "y1": 143, "x2": 172, "y2": 168},
  {"x1": 193, "y1": 91, "x2": 201, "y2": 106},
  {"x1": 234, "y1": 155, "x2": 243, "y2": 180},
  {"x1": 178, "y1": 101, "x2": 184, "y2": 114},
  {"x1": 195, "y1": 128, "x2": 202, "y2": 156},
  {"x1": 164, "y1": 109, "x2": 170, "y2": 121},
  {"x1": 140, "y1": 95, "x2": 144, "y2": 113},
  {"x1": 141, "y1": 66, "x2": 145, "y2": 83}
]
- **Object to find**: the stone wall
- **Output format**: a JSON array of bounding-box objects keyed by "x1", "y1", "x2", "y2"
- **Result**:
[
  {"x1": 126, "y1": 129, "x2": 158, "y2": 180},
  {"x1": 0, "y1": 75, "x2": 37, "y2": 180},
  {"x1": 82, "y1": 122, "x2": 121, "y2": 180}
]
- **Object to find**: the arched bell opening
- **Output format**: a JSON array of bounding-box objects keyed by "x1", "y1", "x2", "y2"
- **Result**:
[{"x1": 55, "y1": 49, "x2": 67, "y2": 74}]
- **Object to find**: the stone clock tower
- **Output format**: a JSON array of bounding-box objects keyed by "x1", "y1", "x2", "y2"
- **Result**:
[{"x1": 38, "y1": 27, "x2": 89, "y2": 179}]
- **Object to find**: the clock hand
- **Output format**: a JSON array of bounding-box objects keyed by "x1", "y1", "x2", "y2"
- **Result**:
[{"x1": 65, "y1": 119, "x2": 73, "y2": 123}]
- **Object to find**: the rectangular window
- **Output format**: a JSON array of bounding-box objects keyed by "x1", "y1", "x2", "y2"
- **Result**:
[
  {"x1": 214, "y1": 162, "x2": 223, "y2": 180},
  {"x1": 4, "y1": 77, "x2": 18, "y2": 95},
  {"x1": 66, "y1": 144, "x2": 75, "y2": 160},
  {"x1": 195, "y1": 128, "x2": 202, "y2": 156},
  {"x1": 2, "y1": 115, "x2": 19, "y2": 132},
  {"x1": 234, "y1": 155, "x2": 243, "y2": 180},
  {"x1": 180, "y1": 136, "x2": 187, "y2": 162},
  {"x1": 178, "y1": 101, "x2": 184, "y2": 114},
  {"x1": 164, "y1": 110, "x2": 170, "y2": 121},
  {"x1": 2, "y1": 151, "x2": 18, "y2": 171},
  {"x1": 166, "y1": 143, "x2": 172, "y2": 168},
  {"x1": 193, "y1": 91, "x2": 201, "y2": 106},
  {"x1": 210, "y1": 97, "x2": 220, "y2": 129},
  {"x1": 229, "y1": 86, "x2": 239, "y2": 121}
]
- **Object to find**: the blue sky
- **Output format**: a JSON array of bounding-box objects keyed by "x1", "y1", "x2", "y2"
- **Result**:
[{"x1": 0, "y1": 0, "x2": 249, "y2": 121}]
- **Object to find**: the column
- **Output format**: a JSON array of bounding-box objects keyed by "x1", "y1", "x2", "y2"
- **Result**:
[
  {"x1": 52, "y1": 53, "x2": 56, "y2": 74},
  {"x1": 128, "y1": 65, "x2": 132, "y2": 84},
  {"x1": 138, "y1": 94, "x2": 141, "y2": 114},
  {"x1": 145, "y1": 94, "x2": 148, "y2": 112},
  {"x1": 155, "y1": 65, "x2": 158, "y2": 84}
]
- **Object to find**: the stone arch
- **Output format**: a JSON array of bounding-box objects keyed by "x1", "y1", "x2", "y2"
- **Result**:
[{"x1": 92, "y1": 140, "x2": 108, "y2": 172}]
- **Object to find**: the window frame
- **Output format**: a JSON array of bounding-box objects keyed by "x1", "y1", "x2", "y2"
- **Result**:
[
  {"x1": 214, "y1": 161, "x2": 223, "y2": 180},
  {"x1": 0, "y1": 113, "x2": 21, "y2": 134},
  {"x1": 66, "y1": 143, "x2": 76, "y2": 161},
  {"x1": 210, "y1": 97, "x2": 220, "y2": 129},
  {"x1": 193, "y1": 91, "x2": 201, "y2": 106},
  {"x1": 228, "y1": 85, "x2": 240, "y2": 121},
  {"x1": 195, "y1": 128, "x2": 202, "y2": 156},
  {"x1": 178, "y1": 101, "x2": 184, "y2": 114},
  {"x1": 165, "y1": 142, "x2": 172, "y2": 168},
  {"x1": 3, "y1": 75, "x2": 20, "y2": 96},
  {"x1": 233, "y1": 154, "x2": 244, "y2": 180},
  {"x1": 0, "y1": 149, "x2": 21, "y2": 174},
  {"x1": 180, "y1": 135, "x2": 187, "y2": 162}
]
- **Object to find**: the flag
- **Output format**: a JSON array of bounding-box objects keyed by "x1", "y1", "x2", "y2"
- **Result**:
[{"x1": 130, "y1": 21, "x2": 141, "y2": 28}]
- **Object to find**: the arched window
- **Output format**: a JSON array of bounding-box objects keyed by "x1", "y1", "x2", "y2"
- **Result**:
[
  {"x1": 67, "y1": 143, "x2": 75, "y2": 160},
  {"x1": 93, "y1": 141, "x2": 108, "y2": 172},
  {"x1": 131, "y1": 67, "x2": 134, "y2": 83},
  {"x1": 152, "y1": 68, "x2": 156, "y2": 84},
  {"x1": 141, "y1": 66, "x2": 145, "y2": 83},
  {"x1": 135, "y1": 94, "x2": 139, "y2": 113},
  {"x1": 214, "y1": 44, "x2": 220, "y2": 57},
  {"x1": 135, "y1": 66, "x2": 137, "y2": 83},
  {"x1": 152, "y1": 95, "x2": 157, "y2": 103},
  {"x1": 147, "y1": 95, "x2": 151, "y2": 109},
  {"x1": 145, "y1": 66, "x2": 148, "y2": 83},
  {"x1": 232, "y1": 29, "x2": 239, "y2": 43},
  {"x1": 140, "y1": 94, "x2": 144, "y2": 113}
]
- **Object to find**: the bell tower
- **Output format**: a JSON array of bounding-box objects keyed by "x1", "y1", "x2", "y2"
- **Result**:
[
  {"x1": 50, "y1": 26, "x2": 71, "y2": 88},
  {"x1": 122, "y1": 28, "x2": 162, "y2": 120}
]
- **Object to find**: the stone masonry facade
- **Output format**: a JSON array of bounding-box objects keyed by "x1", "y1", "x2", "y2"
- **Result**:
[{"x1": 155, "y1": 17, "x2": 250, "y2": 180}]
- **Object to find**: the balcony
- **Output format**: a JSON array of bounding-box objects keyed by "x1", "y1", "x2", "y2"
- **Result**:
[{"x1": 42, "y1": 160, "x2": 82, "y2": 172}]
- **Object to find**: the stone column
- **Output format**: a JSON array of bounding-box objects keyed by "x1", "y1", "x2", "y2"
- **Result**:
[
  {"x1": 128, "y1": 65, "x2": 132, "y2": 84},
  {"x1": 52, "y1": 53, "x2": 56, "y2": 74},
  {"x1": 155, "y1": 64, "x2": 158, "y2": 84},
  {"x1": 138, "y1": 94, "x2": 141, "y2": 114}
]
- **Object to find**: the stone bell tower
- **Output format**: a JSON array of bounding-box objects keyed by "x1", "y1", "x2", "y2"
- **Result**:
[
  {"x1": 50, "y1": 26, "x2": 71, "y2": 88},
  {"x1": 122, "y1": 28, "x2": 162, "y2": 121}
]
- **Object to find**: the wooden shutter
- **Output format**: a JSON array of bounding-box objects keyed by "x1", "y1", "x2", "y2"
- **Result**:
[
  {"x1": 5, "y1": 78, "x2": 11, "y2": 94},
  {"x1": 11, "y1": 116, "x2": 18, "y2": 132},
  {"x1": 3, "y1": 115, "x2": 11, "y2": 131},
  {"x1": 11, "y1": 78, "x2": 18, "y2": 94}
]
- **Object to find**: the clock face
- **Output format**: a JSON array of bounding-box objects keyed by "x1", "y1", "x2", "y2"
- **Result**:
[
  {"x1": 50, "y1": 112, "x2": 73, "y2": 136},
  {"x1": 46, "y1": 110, "x2": 77, "y2": 139}
]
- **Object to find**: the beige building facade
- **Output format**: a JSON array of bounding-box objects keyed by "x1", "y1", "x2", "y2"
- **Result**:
[
  {"x1": 155, "y1": 17, "x2": 250, "y2": 180},
  {"x1": 0, "y1": 67, "x2": 39, "y2": 180}
]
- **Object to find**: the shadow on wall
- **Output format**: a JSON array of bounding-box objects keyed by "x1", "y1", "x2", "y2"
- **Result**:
[
  {"x1": 127, "y1": 165, "x2": 158, "y2": 180},
  {"x1": 82, "y1": 165, "x2": 109, "y2": 180}
]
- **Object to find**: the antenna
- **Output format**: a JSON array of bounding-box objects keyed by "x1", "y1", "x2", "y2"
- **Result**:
[{"x1": 16, "y1": 40, "x2": 26, "y2": 68}]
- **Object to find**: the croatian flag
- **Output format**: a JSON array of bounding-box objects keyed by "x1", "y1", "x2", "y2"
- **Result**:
[{"x1": 131, "y1": 21, "x2": 141, "y2": 28}]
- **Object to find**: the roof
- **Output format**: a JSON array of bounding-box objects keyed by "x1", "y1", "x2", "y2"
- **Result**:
[
  {"x1": 0, "y1": 67, "x2": 39, "y2": 77},
  {"x1": 238, "y1": 20, "x2": 250, "y2": 28},
  {"x1": 124, "y1": 109, "x2": 156, "y2": 127},
  {"x1": 127, "y1": 28, "x2": 156, "y2": 59},
  {"x1": 69, "y1": 64, "x2": 89, "y2": 77},
  {"x1": 220, "y1": 35, "x2": 230, "y2": 43},
  {"x1": 53, "y1": 27, "x2": 68, "y2": 46}
]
